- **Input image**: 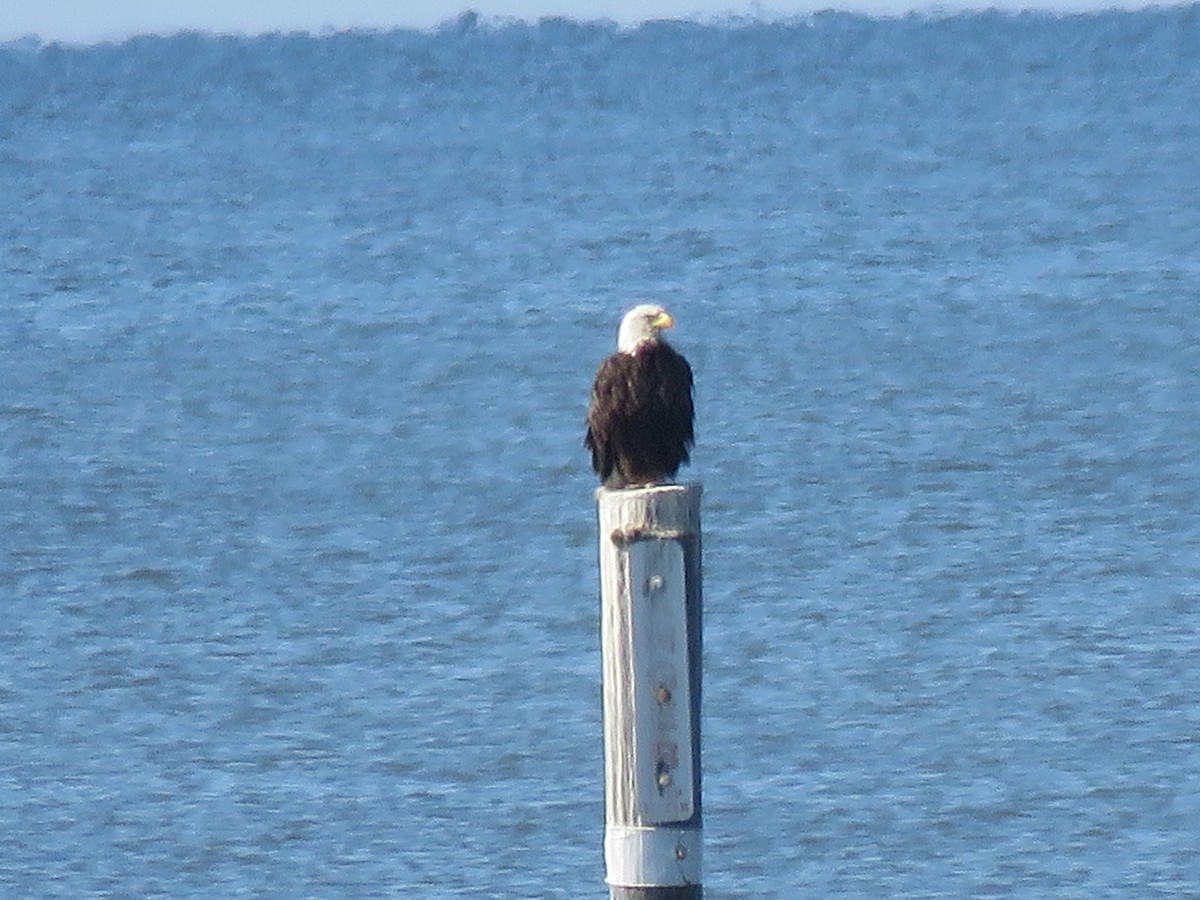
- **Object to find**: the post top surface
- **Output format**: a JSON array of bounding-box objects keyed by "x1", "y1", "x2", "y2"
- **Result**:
[{"x1": 594, "y1": 482, "x2": 702, "y2": 502}]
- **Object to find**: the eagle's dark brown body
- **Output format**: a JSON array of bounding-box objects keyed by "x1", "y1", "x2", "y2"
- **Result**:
[{"x1": 586, "y1": 338, "x2": 694, "y2": 488}]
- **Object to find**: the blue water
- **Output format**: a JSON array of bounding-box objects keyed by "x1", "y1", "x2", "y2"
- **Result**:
[{"x1": 3, "y1": 9, "x2": 1200, "y2": 896}]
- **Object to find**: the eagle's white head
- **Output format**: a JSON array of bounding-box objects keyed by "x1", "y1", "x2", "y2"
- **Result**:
[{"x1": 617, "y1": 304, "x2": 675, "y2": 354}]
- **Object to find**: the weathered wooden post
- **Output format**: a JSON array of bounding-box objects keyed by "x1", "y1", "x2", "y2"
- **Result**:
[{"x1": 597, "y1": 483, "x2": 703, "y2": 900}]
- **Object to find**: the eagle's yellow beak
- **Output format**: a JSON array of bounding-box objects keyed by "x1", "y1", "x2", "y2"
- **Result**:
[{"x1": 653, "y1": 311, "x2": 675, "y2": 329}]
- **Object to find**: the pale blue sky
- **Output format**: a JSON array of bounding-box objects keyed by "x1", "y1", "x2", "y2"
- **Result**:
[{"x1": 0, "y1": 0, "x2": 1163, "y2": 44}]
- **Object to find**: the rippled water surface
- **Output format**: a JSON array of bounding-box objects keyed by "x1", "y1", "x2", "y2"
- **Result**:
[{"x1": 3, "y1": 10, "x2": 1200, "y2": 896}]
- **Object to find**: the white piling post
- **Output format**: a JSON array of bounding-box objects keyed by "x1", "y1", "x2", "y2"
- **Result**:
[{"x1": 597, "y1": 483, "x2": 703, "y2": 900}]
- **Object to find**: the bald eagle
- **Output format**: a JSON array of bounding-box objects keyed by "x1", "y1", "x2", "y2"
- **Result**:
[{"x1": 585, "y1": 304, "x2": 695, "y2": 488}]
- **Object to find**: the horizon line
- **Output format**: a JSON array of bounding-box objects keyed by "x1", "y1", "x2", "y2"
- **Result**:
[{"x1": 2, "y1": 1, "x2": 1190, "y2": 48}]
